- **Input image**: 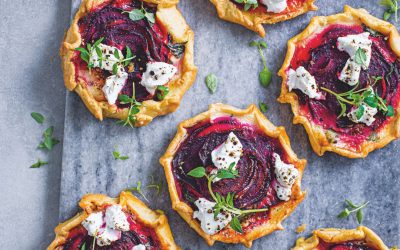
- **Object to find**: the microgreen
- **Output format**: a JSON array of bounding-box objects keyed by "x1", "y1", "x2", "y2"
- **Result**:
[
  {"x1": 259, "y1": 102, "x2": 268, "y2": 112},
  {"x1": 116, "y1": 85, "x2": 142, "y2": 127},
  {"x1": 205, "y1": 73, "x2": 218, "y2": 94},
  {"x1": 80, "y1": 242, "x2": 86, "y2": 250},
  {"x1": 156, "y1": 85, "x2": 170, "y2": 100},
  {"x1": 123, "y1": 2, "x2": 155, "y2": 24},
  {"x1": 38, "y1": 126, "x2": 60, "y2": 151},
  {"x1": 30, "y1": 159, "x2": 48, "y2": 168},
  {"x1": 31, "y1": 112, "x2": 45, "y2": 124},
  {"x1": 234, "y1": 0, "x2": 258, "y2": 11},
  {"x1": 187, "y1": 165, "x2": 268, "y2": 234},
  {"x1": 380, "y1": 0, "x2": 399, "y2": 21},
  {"x1": 75, "y1": 37, "x2": 104, "y2": 69},
  {"x1": 337, "y1": 199, "x2": 369, "y2": 224},
  {"x1": 125, "y1": 181, "x2": 148, "y2": 202},
  {"x1": 146, "y1": 176, "x2": 162, "y2": 195},
  {"x1": 112, "y1": 147, "x2": 129, "y2": 160},
  {"x1": 250, "y1": 41, "x2": 272, "y2": 88},
  {"x1": 354, "y1": 48, "x2": 367, "y2": 67}
]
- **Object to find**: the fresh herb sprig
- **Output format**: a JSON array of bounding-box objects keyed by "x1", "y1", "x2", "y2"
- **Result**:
[
  {"x1": 146, "y1": 176, "x2": 162, "y2": 195},
  {"x1": 112, "y1": 147, "x2": 129, "y2": 160},
  {"x1": 205, "y1": 73, "x2": 218, "y2": 94},
  {"x1": 123, "y1": 2, "x2": 155, "y2": 23},
  {"x1": 116, "y1": 85, "x2": 142, "y2": 127},
  {"x1": 355, "y1": 48, "x2": 368, "y2": 67},
  {"x1": 337, "y1": 199, "x2": 369, "y2": 224},
  {"x1": 112, "y1": 46, "x2": 135, "y2": 74},
  {"x1": 380, "y1": 0, "x2": 399, "y2": 21},
  {"x1": 38, "y1": 126, "x2": 60, "y2": 151},
  {"x1": 259, "y1": 102, "x2": 268, "y2": 113},
  {"x1": 31, "y1": 112, "x2": 45, "y2": 124},
  {"x1": 234, "y1": 0, "x2": 258, "y2": 11},
  {"x1": 187, "y1": 163, "x2": 268, "y2": 233},
  {"x1": 30, "y1": 159, "x2": 48, "y2": 168},
  {"x1": 75, "y1": 37, "x2": 104, "y2": 69},
  {"x1": 249, "y1": 41, "x2": 272, "y2": 88},
  {"x1": 126, "y1": 181, "x2": 149, "y2": 201}
]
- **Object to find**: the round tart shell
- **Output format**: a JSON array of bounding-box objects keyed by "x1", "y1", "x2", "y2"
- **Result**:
[
  {"x1": 160, "y1": 103, "x2": 306, "y2": 247},
  {"x1": 60, "y1": 0, "x2": 197, "y2": 127},
  {"x1": 47, "y1": 192, "x2": 179, "y2": 250},
  {"x1": 278, "y1": 5, "x2": 400, "y2": 158},
  {"x1": 209, "y1": 0, "x2": 317, "y2": 37},
  {"x1": 292, "y1": 226, "x2": 389, "y2": 250}
]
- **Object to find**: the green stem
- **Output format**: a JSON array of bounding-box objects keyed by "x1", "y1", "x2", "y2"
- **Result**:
[
  {"x1": 257, "y1": 45, "x2": 267, "y2": 69},
  {"x1": 321, "y1": 87, "x2": 355, "y2": 105},
  {"x1": 348, "y1": 201, "x2": 369, "y2": 214}
]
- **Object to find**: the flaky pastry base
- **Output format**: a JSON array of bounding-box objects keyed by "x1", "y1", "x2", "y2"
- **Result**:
[
  {"x1": 47, "y1": 191, "x2": 179, "y2": 250},
  {"x1": 160, "y1": 103, "x2": 306, "y2": 248},
  {"x1": 209, "y1": 0, "x2": 317, "y2": 37},
  {"x1": 292, "y1": 226, "x2": 389, "y2": 250},
  {"x1": 60, "y1": 0, "x2": 197, "y2": 127},
  {"x1": 278, "y1": 5, "x2": 400, "y2": 158}
]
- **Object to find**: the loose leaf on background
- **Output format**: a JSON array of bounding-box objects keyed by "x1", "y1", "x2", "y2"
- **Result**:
[
  {"x1": 31, "y1": 112, "x2": 45, "y2": 124},
  {"x1": 205, "y1": 74, "x2": 218, "y2": 94}
]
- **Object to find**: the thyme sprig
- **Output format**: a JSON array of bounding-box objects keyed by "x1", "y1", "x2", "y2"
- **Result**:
[
  {"x1": 234, "y1": 0, "x2": 258, "y2": 11},
  {"x1": 126, "y1": 181, "x2": 149, "y2": 201},
  {"x1": 123, "y1": 2, "x2": 155, "y2": 23},
  {"x1": 249, "y1": 41, "x2": 272, "y2": 88},
  {"x1": 187, "y1": 163, "x2": 268, "y2": 234},
  {"x1": 116, "y1": 84, "x2": 142, "y2": 127},
  {"x1": 75, "y1": 37, "x2": 104, "y2": 69},
  {"x1": 380, "y1": 0, "x2": 399, "y2": 21},
  {"x1": 338, "y1": 199, "x2": 369, "y2": 224}
]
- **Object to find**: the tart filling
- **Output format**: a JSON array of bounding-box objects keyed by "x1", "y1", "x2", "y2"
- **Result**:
[
  {"x1": 316, "y1": 240, "x2": 377, "y2": 250},
  {"x1": 231, "y1": 0, "x2": 307, "y2": 14}
]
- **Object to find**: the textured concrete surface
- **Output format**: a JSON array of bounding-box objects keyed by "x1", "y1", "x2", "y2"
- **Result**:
[
  {"x1": 0, "y1": 0, "x2": 70, "y2": 249},
  {"x1": 59, "y1": 1, "x2": 399, "y2": 250}
]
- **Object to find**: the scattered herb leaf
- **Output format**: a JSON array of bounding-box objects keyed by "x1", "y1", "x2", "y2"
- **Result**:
[
  {"x1": 125, "y1": 181, "x2": 148, "y2": 201},
  {"x1": 123, "y1": 2, "x2": 156, "y2": 23},
  {"x1": 380, "y1": 0, "x2": 399, "y2": 21},
  {"x1": 38, "y1": 126, "x2": 59, "y2": 151},
  {"x1": 230, "y1": 216, "x2": 243, "y2": 233},
  {"x1": 355, "y1": 48, "x2": 367, "y2": 67},
  {"x1": 187, "y1": 166, "x2": 206, "y2": 178},
  {"x1": 250, "y1": 41, "x2": 272, "y2": 88},
  {"x1": 113, "y1": 147, "x2": 129, "y2": 160},
  {"x1": 31, "y1": 112, "x2": 45, "y2": 124},
  {"x1": 30, "y1": 159, "x2": 48, "y2": 168},
  {"x1": 259, "y1": 102, "x2": 268, "y2": 112},
  {"x1": 337, "y1": 199, "x2": 369, "y2": 224},
  {"x1": 205, "y1": 73, "x2": 218, "y2": 94},
  {"x1": 156, "y1": 85, "x2": 170, "y2": 100}
]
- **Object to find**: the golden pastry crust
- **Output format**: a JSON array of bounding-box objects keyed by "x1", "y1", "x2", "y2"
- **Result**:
[
  {"x1": 278, "y1": 5, "x2": 400, "y2": 158},
  {"x1": 160, "y1": 103, "x2": 306, "y2": 248},
  {"x1": 60, "y1": 0, "x2": 197, "y2": 127},
  {"x1": 209, "y1": 0, "x2": 317, "y2": 37},
  {"x1": 292, "y1": 226, "x2": 389, "y2": 250},
  {"x1": 47, "y1": 192, "x2": 179, "y2": 250}
]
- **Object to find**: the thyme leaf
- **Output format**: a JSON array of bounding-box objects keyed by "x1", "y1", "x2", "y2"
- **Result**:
[
  {"x1": 337, "y1": 199, "x2": 369, "y2": 224},
  {"x1": 31, "y1": 112, "x2": 45, "y2": 124},
  {"x1": 250, "y1": 41, "x2": 272, "y2": 87}
]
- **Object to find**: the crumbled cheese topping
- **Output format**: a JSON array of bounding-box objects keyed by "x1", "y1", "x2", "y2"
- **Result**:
[
  {"x1": 105, "y1": 205, "x2": 130, "y2": 231},
  {"x1": 90, "y1": 44, "x2": 124, "y2": 72},
  {"x1": 211, "y1": 132, "x2": 243, "y2": 171},
  {"x1": 102, "y1": 72, "x2": 128, "y2": 105},
  {"x1": 193, "y1": 198, "x2": 232, "y2": 235},
  {"x1": 97, "y1": 226, "x2": 121, "y2": 246},
  {"x1": 273, "y1": 153, "x2": 298, "y2": 201},
  {"x1": 348, "y1": 102, "x2": 378, "y2": 126},
  {"x1": 140, "y1": 62, "x2": 177, "y2": 95},
  {"x1": 338, "y1": 58, "x2": 362, "y2": 86},
  {"x1": 132, "y1": 244, "x2": 146, "y2": 250},
  {"x1": 260, "y1": 0, "x2": 287, "y2": 13},
  {"x1": 81, "y1": 211, "x2": 104, "y2": 236},
  {"x1": 287, "y1": 66, "x2": 323, "y2": 99}
]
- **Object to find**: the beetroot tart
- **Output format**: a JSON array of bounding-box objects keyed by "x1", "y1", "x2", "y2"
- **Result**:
[
  {"x1": 160, "y1": 104, "x2": 306, "y2": 247},
  {"x1": 61, "y1": 0, "x2": 197, "y2": 127},
  {"x1": 209, "y1": 0, "x2": 317, "y2": 37},
  {"x1": 278, "y1": 6, "x2": 400, "y2": 158},
  {"x1": 292, "y1": 226, "x2": 389, "y2": 250},
  {"x1": 47, "y1": 192, "x2": 179, "y2": 250}
]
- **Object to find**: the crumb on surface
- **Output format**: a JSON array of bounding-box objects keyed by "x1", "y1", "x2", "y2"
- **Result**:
[{"x1": 296, "y1": 224, "x2": 307, "y2": 234}]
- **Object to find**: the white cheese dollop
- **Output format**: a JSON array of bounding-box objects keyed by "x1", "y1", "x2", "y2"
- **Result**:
[
  {"x1": 260, "y1": 0, "x2": 287, "y2": 13},
  {"x1": 82, "y1": 211, "x2": 104, "y2": 236},
  {"x1": 273, "y1": 153, "x2": 298, "y2": 201},
  {"x1": 97, "y1": 226, "x2": 121, "y2": 247},
  {"x1": 211, "y1": 132, "x2": 243, "y2": 171},
  {"x1": 193, "y1": 198, "x2": 232, "y2": 235},
  {"x1": 140, "y1": 62, "x2": 177, "y2": 95},
  {"x1": 337, "y1": 32, "x2": 372, "y2": 86},
  {"x1": 132, "y1": 244, "x2": 146, "y2": 250},
  {"x1": 102, "y1": 72, "x2": 128, "y2": 105},
  {"x1": 287, "y1": 66, "x2": 323, "y2": 99},
  {"x1": 347, "y1": 103, "x2": 378, "y2": 126},
  {"x1": 105, "y1": 205, "x2": 130, "y2": 231},
  {"x1": 90, "y1": 44, "x2": 124, "y2": 72}
]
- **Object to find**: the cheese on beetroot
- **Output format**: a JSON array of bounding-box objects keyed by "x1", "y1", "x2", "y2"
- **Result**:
[
  {"x1": 273, "y1": 153, "x2": 298, "y2": 201},
  {"x1": 348, "y1": 103, "x2": 378, "y2": 126},
  {"x1": 102, "y1": 72, "x2": 128, "y2": 105},
  {"x1": 193, "y1": 198, "x2": 232, "y2": 235},
  {"x1": 260, "y1": 0, "x2": 287, "y2": 13},
  {"x1": 287, "y1": 66, "x2": 323, "y2": 99},
  {"x1": 105, "y1": 205, "x2": 130, "y2": 231},
  {"x1": 82, "y1": 211, "x2": 104, "y2": 236},
  {"x1": 140, "y1": 62, "x2": 177, "y2": 95},
  {"x1": 211, "y1": 132, "x2": 243, "y2": 171},
  {"x1": 90, "y1": 44, "x2": 123, "y2": 72}
]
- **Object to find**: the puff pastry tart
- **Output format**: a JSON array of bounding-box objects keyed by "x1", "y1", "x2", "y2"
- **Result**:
[
  {"x1": 47, "y1": 192, "x2": 179, "y2": 250},
  {"x1": 278, "y1": 6, "x2": 400, "y2": 158},
  {"x1": 160, "y1": 104, "x2": 306, "y2": 247},
  {"x1": 209, "y1": 0, "x2": 317, "y2": 37},
  {"x1": 292, "y1": 226, "x2": 390, "y2": 250},
  {"x1": 61, "y1": 0, "x2": 197, "y2": 127}
]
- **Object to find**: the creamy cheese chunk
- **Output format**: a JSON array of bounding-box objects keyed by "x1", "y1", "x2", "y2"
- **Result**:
[
  {"x1": 273, "y1": 153, "x2": 298, "y2": 201},
  {"x1": 260, "y1": 0, "x2": 287, "y2": 13},
  {"x1": 102, "y1": 72, "x2": 128, "y2": 105},
  {"x1": 97, "y1": 226, "x2": 121, "y2": 246},
  {"x1": 348, "y1": 103, "x2": 378, "y2": 126},
  {"x1": 132, "y1": 244, "x2": 146, "y2": 250},
  {"x1": 273, "y1": 181, "x2": 292, "y2": 201},
  {"x1": 193, "y1": 198, "x2": 232, "y2": 235},
  {"x1": 90, "y1": 44, "x2": 124, "y2": 72},
  {"x1": 287, "y1": 67, "x2": 323, "y2": 99},
  {"x1": 140, "y1": 62, "x2": 177, "y2": 95},
  {"x1": 105, "y1": 205, "x2": 130, "y2": 231},
  {"x1": 338, "y1": 58, "x2": 362, "y2": 86},
  {"x1": 82, "y1": 211, "x2": 104, "y2": 236},
  {"x1": 211, "y1": 132, "x2": 243, "y2": 171}
]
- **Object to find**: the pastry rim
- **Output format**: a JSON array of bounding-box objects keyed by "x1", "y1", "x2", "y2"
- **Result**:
[
  {"x1": 209, "y1": 0, "x2": 317, "y2": 37},
  {"x1": 60, "y1": 0, "x2": 197, "y2": 127},
  {"x1": 160, "y1": 103, "x2": 306, "y2": 248},
  {"x1": 47, "y1": 191, "x2": 179, "y2": 250},
  {"x1": 291, "y1": 226, "x2": 389, "y2": 250},
  {"x1": 278, "y1": 5, "x2": 400, "y2": 158}
]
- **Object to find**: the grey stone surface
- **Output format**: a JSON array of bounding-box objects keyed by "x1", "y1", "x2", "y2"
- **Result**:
[
  {"x1": 0, "y1": 0, "x2": 71, "y2": 249},
  {"x1": 58, "y1": 0, "x2": 400, "y2": 250}
]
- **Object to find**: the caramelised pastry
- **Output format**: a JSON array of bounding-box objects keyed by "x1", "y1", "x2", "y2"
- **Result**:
[
  {"x1": 160, "y1": 104, "x2": 306, "y2": 247},
  {"x1": 61, "y1": 0, "x2": 197, "y2": 127},
  {"x1": 292, "y1": 226, "x2": 389, "y2": 250},
  {"x1": 47, "y1": 192, "x2": 179, "y2": 250},
  {"x1": 209, "y1": 0, "x2": 317, "y2": 37},
  {"x1": 279, "y1": 6, "x2": 400, "y2": 158}
]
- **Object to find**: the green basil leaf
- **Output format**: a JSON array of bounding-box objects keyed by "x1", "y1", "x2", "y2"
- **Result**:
[
  {"x1": 216, "y1": 169, "x2": 236, "y2": 180},
  {"x1": 31, "y1": 112, "x2": 45, "y2": 124},
  {"x1": 259, "y1": 41, "x2": 267, "y2": 49},
  {"x1": 114, "y1": 48, "x2": 120, "y2": 59},
  {"x1": 259, "y1": 102, "x2": 268, "y2": 112},
  {"x1": 80, "y1": 242, "x2": 86, "y2": 250},
  {"x1": 93, "y1": 37, "x2": 104, "y2": 48},
  {"x1": 230, "y1": 217, "x2": 243, "y2": 233},
  {"x1": 187, "y1": 167, "x2": 206, "y2": 178},
  {"x1": 259, "y1": 68, "x2": 272, "y2": 88},
  {"x1": 205, "y1": 73, "x2": 218, "y2": 94}
]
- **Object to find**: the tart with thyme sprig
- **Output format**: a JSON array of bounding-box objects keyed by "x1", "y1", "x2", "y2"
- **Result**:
[
  {"x1": 48, "y1": 192, "x2": 179, "y2": 250},
  {"x1": 278, "y1": 6, "x2": 400, "y2": 158},
  {"x1": 160, "y1": 104, "x2": 306, "y2": 247},
  {"x1": 61, "y1": 0, "x2": 197, "y2": 127},
  {"x1": 209, "y1": 0, "x2": 317, "y2": 37},
  {"x1": 292, "y1": 226, "x2": 390, "y2": 250}
]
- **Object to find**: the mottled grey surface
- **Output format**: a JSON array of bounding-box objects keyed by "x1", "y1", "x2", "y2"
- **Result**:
[
  {"x1": 0, "y1": 0, "x2": 71, "y2": 249},
  {"x1": 59, "y1": 0, "x2": 400, "y2": 249}
]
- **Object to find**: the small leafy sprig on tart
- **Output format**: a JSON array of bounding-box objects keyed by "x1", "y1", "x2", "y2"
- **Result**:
[
  {"x1": 337, "y1": 199, "x2": 369, "y2": 224},
  {"x1": 249, "y1": 41, "x2": 272, "y2": 88},
  {"x1": 187, "y1": 163, "x2": 269, "y2": 234},
  {"x1": 380, "y1": 0, "x2": 399, "y2": 21},
  {"x1": 116, "y1": 90, "x2": 142, "y2": 127},
  {"x1": 122, "y1": 2, "x2": 155, "y2": 24},
  {"x1": 234, "y1": 0, "x2": 258, "y2": 11}
]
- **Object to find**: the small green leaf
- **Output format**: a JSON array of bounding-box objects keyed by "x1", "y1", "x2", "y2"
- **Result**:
[
  {"x1": 30, "y1": 159, "x2": 48, "y2": 169},
  {"x1": 93, "y1": 37, "x2": 104, "y2": 48},
  {"x1": 259, "y1": 68, "x2": 272, "y2": 88},
  {"x1": 128, "y1": 9, "x2": 145, "y2": 21},
  {"x1": 259, "y1": 41, "x2": 267, "y2": 49},
  {"x1": 337, "y1": 208, "x2": 350, "y2": 218},
  {"x1": 356, "y1": 209, "x2": 363, "y2": 224},
  {"x1": 384, "y1": 11, "x2": 392, "y2": 20},
  {"x1": 338, "y1": 102, "x2": 347, "y2": 118},
  {"x1": 80, "y1": 242, "x2": 87, "y2": 250},
  {"x1": 118, "y1": 94, "x2": 132, "y2": 104},
  {"x1": 230, "y1": 217, "x2": 243, "y2": 233},
  {"x1": 249, "y1": 41, "x2": 258, "y2": 47},
  {"x1": 364, "y1": 96, "x2": 378, "y2": 108},
  {"x1": 187, "y1": 167, "x2": 206, "y2": 178},
  {"x1": 244, "y1": 3, "x2": 251, "y2": 11},
  {"x1": 216, "y1": 169, "x2": 236, "y2": 179},
  {"x1": 259, "y1": 102, "x2": 268, "y2": 112},
  {"x1": 43, "y1": 126, "x2": 54, "y2": 137},
  {"x1": 31, "y1": 112, "x2": 45, "y2": 124},
  {"x1": 355, "y1": 48, "x2": 367, "y2": 66},
  {"x1": 112, "y1": 63, "x2": 119, "y2": 75},
  {"x1": 156, "y1": 86, "x2": 170, "y2": 101},
  {"x1": 205, "y1": 73, "x2": 218, "y2": 94},
  {"x1": 386, "y1": 105, "x2": 394, "y2": 116},
  {"x1": 356, "y1": 105, "x2": 365, "y2": 120},
  {"x1": 114, "y1": 49, "x2": 120, "y2": 59},
  {"x1": 145, "y1": 12, "x2": 155, "y2": 23}
]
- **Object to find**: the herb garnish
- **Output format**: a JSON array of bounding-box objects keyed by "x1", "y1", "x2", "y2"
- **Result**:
[
  {"x1": 259, "y1": 102, "x2": 268, "y2": 113},
  {"x1": 354, "y1": 48, "x2": 367, "y2": 67},
  {"x1": 205, "y1": 73, "x2": 218, "y2": 94},
  {"x1": 116, "y1": 85, "x2": 142, "y2": 127},
  {"x1": 30, "y1": 159, "x2": 48, "y2": 168},
  {"x1": 113, "y1": 147, "x2": 129, "y2": 160},
  {"x1": 249, "y1": 41, "x2": 272, "y2": 88},
  {"x1": 187, "y1": 163, "x2": 268, "y2": 234},
  {"x1": 75, "y1": 37, "x2": 104, "y2": 69},
  {"x1": 126, "y1": 181, "x2": 149, "y2": 201},
  {"x1": 146, "y1": 176, "x2": 162, "y2": 195},
  {"x1": 337, "y1": 199, "x2": 369, "y2": 224},
  {"x1": 234, "y1": 0, "x2": 258, "y2": 11},
  {"x1": 156, "y1": 86, "x2": 170, "y2": 100},
  {"x1": 380, "y1": 0, "x2": 399, "y2": 21},
  {"x1": 80, "y1": 242, "x2": 86, "y2": 250},
  {"x1": 31, "y1": 112, "x2": 45, "y2": 124},
  {"x1": 123, "y1": 2, "x2": 155, "y2": 23},
  {"x1": 38, "y1": 126, "x2": 60, "y2": 151}
]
